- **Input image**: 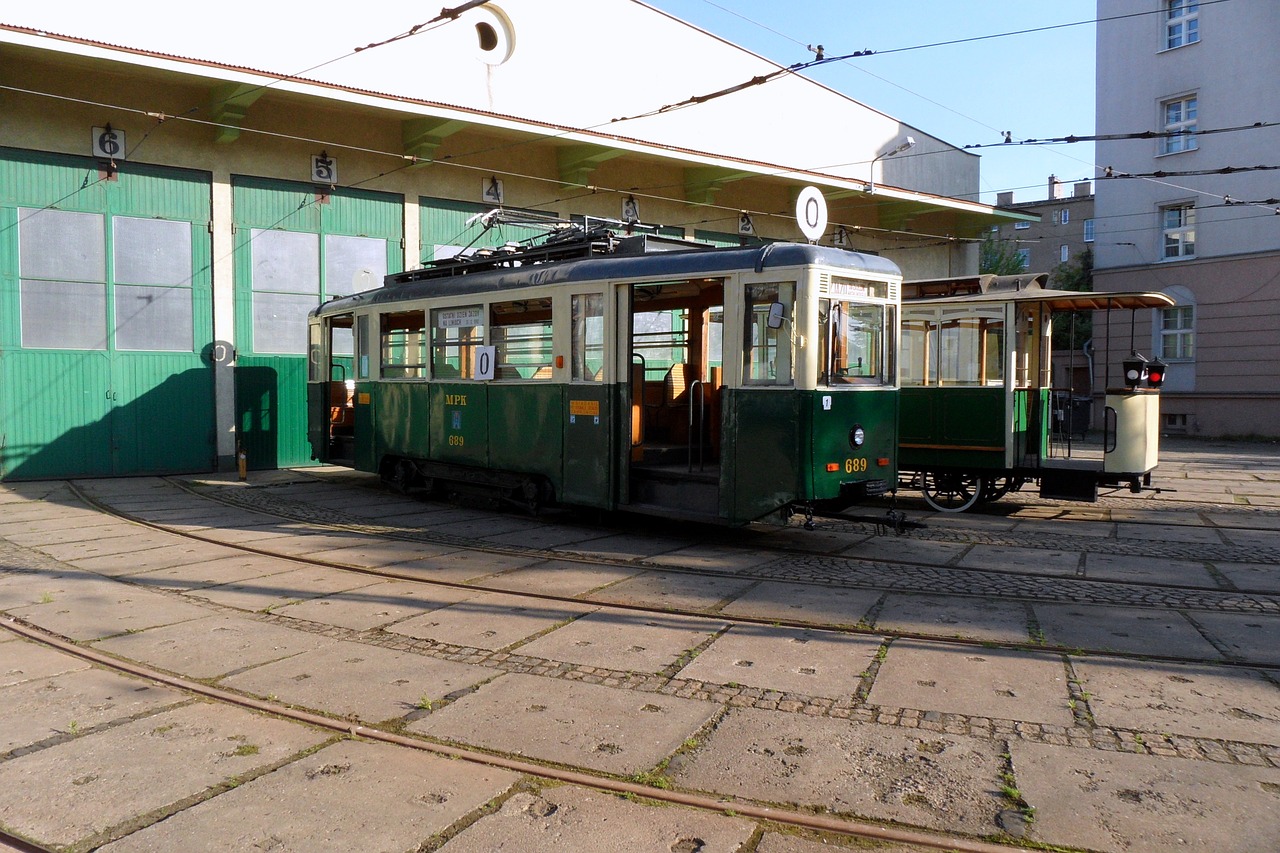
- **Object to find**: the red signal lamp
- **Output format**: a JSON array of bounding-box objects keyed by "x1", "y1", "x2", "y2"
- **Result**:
[{"x1": 1146, "y1": 360, "x2": 1166, "y2": 389}]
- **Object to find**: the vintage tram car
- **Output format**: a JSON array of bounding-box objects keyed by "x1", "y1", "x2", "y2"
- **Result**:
[
  {"x1": 307, "y1": 229, "x2": 902, "y2": 525},
  {"x1": 897, "y1": 273, "x2": 1174, "y2": 512}
]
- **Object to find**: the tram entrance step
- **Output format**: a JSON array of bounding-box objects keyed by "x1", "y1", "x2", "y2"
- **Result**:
[
  {"x1": 1039, "y1": 467, "x2": 1099, "y2": 502},
  {"x1": 629, "y1": 467, "x2": 719, "y2": 515}
]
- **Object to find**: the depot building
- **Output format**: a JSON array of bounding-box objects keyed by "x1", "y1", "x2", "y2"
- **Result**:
[{"x1": 0, "y1": 1, "x2": 1023, "y2": 480}]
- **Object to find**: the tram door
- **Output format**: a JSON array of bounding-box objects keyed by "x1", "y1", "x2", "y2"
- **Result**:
[
  {"x1": 618, "y1": 279, "x2": 725, "y2": 517},
  {"x1": 1011, "y1": 304, "x2": 1050, "y2": 467},
  {"x1": 306, "y1": 314, "x2": 355, "y2": 464}
]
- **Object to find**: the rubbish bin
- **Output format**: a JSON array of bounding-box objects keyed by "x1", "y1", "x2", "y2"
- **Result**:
[{"x1": 1054, "y1": 393, "x2": 1092, "y2": 439}]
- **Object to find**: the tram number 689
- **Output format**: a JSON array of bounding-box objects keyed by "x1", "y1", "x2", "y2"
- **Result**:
[
  {"x1": 448, "y1": 435, "x2": 465, "y2": 447},
  {"x1": 845, "y1": 457, "x2": 868, "y2": 474}
]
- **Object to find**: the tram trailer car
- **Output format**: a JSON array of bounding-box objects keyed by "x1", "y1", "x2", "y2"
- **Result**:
[
  {"x1": 307, "y1": 233, "x2": 902, "y2": 526},
  {"x1": 897, "y1": 274, "x2": 1175, "y2": 512}
]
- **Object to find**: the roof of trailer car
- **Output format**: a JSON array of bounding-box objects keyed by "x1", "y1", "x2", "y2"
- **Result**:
[
  {"x1": 311, "y1": 242, "x2": 902, "y2": 316},
  {"x1": 902, "y1": 273, "x2": 1175, "y2": 311}
]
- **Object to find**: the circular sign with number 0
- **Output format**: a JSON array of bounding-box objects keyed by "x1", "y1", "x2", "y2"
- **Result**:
[{"x1": 795, "y1": 186, "x2": 828, "y2": 242}]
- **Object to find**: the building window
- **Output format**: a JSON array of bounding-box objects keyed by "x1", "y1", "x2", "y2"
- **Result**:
[
  {"x1": 1016, "y1": 248, "x2": 1031, "y2": 269},
  {"x1": 1060, "y1": 245, "x2": 1070, "y2": 263},
  {"x1": 1161, "y1": 204, "x2": 1196, "y2": 259},
  {"x1": 1162, "y1": 96, "x2": 1198, "y2": 154},
  {"x1": 1014, "y1": 221, "x2": 1030, "y2": 230},
  {"x1": 1160, "y1": 304, "x2": 1194, "y2": 360},
  {"x1": 1052, "y1": 210, "x2": 1060, "y2": 225},
  {"x1": 1166, "y1": 0, "x2": 1199, "y2": 50},
  {"x1": 1083, "y1": 219, "x2": 1095, "y2": 242},
  {"x1": 1060, "y1": 209, "x2": 1070, "y2": 225}
]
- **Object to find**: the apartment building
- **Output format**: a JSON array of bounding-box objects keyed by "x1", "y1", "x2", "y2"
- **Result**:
[
  {"x1": 995, "y1": 177, "x2": 1095, "y2": 281},
  {"x1": 1094, "y1": 0, "x2": 1280, "y2": 437}
]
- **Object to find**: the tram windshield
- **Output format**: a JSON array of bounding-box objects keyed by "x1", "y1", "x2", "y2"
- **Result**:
[{"x1": 818, "y1": 299, "x2": 894, "y2": 386}]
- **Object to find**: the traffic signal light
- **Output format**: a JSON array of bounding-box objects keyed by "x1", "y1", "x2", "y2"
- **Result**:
[{"x1": 1146, "y1": 360, "x2": 1166, "y2": 389}]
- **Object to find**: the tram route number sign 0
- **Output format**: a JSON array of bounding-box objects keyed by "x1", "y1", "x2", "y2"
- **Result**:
[{"x1": 795, "y1": 186, "x2": 828, "y2": 243}]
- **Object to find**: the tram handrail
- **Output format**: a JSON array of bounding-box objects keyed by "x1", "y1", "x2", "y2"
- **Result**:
[
  {"x1": 1103, "y1": 405, "x2": 1118, "y2": 453},
  {"x1": 687, "y1": 379, "x2": 706, "y2": 472}
]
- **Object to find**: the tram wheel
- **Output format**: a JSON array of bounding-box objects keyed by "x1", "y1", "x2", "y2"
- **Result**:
[
  {"x1": 388, "y1": 459, "x2": 417, "y2": 495},
  {"x1": 920, "y1": 472, "x2": 984, "y2": 513},
  {"x1": 979, "y1": 476, "x2": 1026, "y2": 504}
]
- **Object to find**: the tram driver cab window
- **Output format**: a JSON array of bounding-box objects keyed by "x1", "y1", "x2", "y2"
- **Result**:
[
  {"x1": 432, "y1": 305, "x2": 484, "y2": 379},
  {"x1": 819, "y1": 297, "x2": 892, "y2": 386}
]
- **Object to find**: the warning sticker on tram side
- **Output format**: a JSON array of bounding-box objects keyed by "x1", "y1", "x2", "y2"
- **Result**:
[{"x1": 569, "y1": 400, "x2": 600, "y2": 416}]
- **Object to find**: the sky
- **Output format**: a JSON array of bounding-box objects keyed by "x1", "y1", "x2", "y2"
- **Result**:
[
  {"x1": 9, "y1": 0, "x2": 1100, "y2": 208},
  {"x1": 641, "y1": 0, "x2": 1101, "y2": 205}
]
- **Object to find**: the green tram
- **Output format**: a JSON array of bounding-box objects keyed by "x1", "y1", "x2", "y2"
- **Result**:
[
  {"x1": 897, "y1": 274, "x2": 1175, "y2": 512},
  {"x1": 307, "y1": 231, "x2": 902, "y2": 526}
]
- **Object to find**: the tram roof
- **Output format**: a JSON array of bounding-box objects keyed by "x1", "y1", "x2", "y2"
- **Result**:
[
  {"x1": 312, "y1": 240, "x2": 902, "y2": 316},
  {"x1": 902, "y1": 273, "x2": 1174, "y2": 311}
]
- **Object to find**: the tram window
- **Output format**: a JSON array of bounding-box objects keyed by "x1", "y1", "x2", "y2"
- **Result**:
[
  {"x1": 634, "y1": 310, "x2": 689, "y2": 380},
  {"x1": 819, "y1": 299, "x2": 889, "y2": 386},
  {"x1": 432, "y1": 305, "x2": 485, "y2": 379},
  {"x1": 380, "y1": 310, "x2": 427, "y2": 379},
  {"x1": 491, "y1": 298, "x2": 553, "y2": 380},
  {"x1": 743, "y1": 283, "x2": 793, "y2": 385},
  {"x1": 572, "y1": 293, "x2": 605, "y2": 382},
  {"x1": 939, "y1": 309, "x2": 1005, "y2": 386}
]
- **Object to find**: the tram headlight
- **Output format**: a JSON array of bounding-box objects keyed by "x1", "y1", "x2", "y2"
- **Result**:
[
  {"x1": 1122, "y1": 355, "x2": 1148, "y2": 388},
  {"x1": 850, "y1": 425, "x2": 866, "y2": 448}
]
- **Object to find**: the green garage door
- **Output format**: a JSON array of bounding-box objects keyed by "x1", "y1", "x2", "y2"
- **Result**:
[
  {"x1": 0, "y1": 149, "x2": 215, "y2": 480},
  {"x1": 233, "y1": 178, "x2": 402, "y2": 470}
]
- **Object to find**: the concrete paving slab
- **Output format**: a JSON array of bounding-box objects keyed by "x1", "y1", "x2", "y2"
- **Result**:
[
  {"x1": 1201, "y1": 511, "x2": 1280, "y2": 529},
  {"x1": 0, "y1": 502, "x2": 106, "y2": 525},
  {"x1": 839, "y1": 535, "x2": 971, "y2": 566},
  {"x1": 243, "y1": 531, "x2": 386, "y2": 557},
  {"x1": 756, "y1": 832, "x2": 938, "y2": 853},
  {"x1": 0, "y1": 637, "x2": 90, "y2": 686},
  {"x1": 220, "y1": 639, "x2": 494, "y2": 723},
  {"x1": 481, "y1": 559, "x2": 643, "y2": 597},
  {"x1": 719, "y1": 581, "x2": 881, "y2": 628},
  {"x1": 1115, "y1": 523, "x2": 1229, "y2": 545},
  {"x1": 9, "y1": 583, "x2": 213, "y2": 642},
  {"x1": 187, "y1": 565, "x2": 376, "y2": 612},
  {"x1": 126, "y1": 552, "x2": 300, "y2": 593},
  {"x1": 0, "y1": 567, "x2": 121, "y2": 611},
  {"x1": 670, "y1": 707, "x2": 1006, "y2": 836},
  {"x1": 1033, "y1": 604, "x2": 1223, "y2": 659},
  {"x1": 586, "y1": 570, "x2": 757, "y2": 612},
  {"x1": 480, "y1": 522, "x2": 623, "y2": 551},
  {"x1": 33, "y1": 532, "x2": 196, "y2": 562},
  {"x1": 0, "y1": 701, "x2": 327, "y2": 849},
  {"x1": 1011, "y1": 740, "x2": 1280, "y2": 853},
  {"x1": 647, "y1": 541, "x2": 784, "y2": 573},
  {"x1": 957, "y1": 544, "x2": 1081, "y2": 576},
  {"x1": 385, "y1": 548, "x2": 547, "y2": 584},
  {"x1": 387, "y1": 591, "x2": 591, "y2": 650},
  {"x1": 1218, "y1": 528, "x2": 1280, "y2": 549},
  {"x1": 64, "y1": 541, "x2": 243, "y2": 578},
  {"x1": 517, "y1": 609, "x2": 725, "y2": 674},
  {"x1": 1074, "y1": 657, "x2": 1280, "y2": 745},
  {"x1": 550, "y1": 531, "x2": 701, "y2": 562},
  {"x1": 874, "y1": 593, "x2": 1032, "y2": 644},
  {"x1": 274, "y1": 580, "x2": 476, "y2": 631},
  {"x1": 0, "y1": 667, "x2": 184, "y2": 755},
  {"x1": 91, "y1": 614, "x2": 332, "y2": 680},
  {"x1": 677, "y1": 624, "x2": 881, "y2": 697},
  {"x1": 409, "y1": 672, "x2": 717, "y2": 776},
  {"x1": 0, "y1": 518, "x2": 136, "y2": 545},
  {"x1": 99, "y1": 739, "x2": 522, "y2": 853},
  {"x1": 1082, "y1": 553, "x2": 1218, "y2": 587},
  {"x1": 868, "y1": 640, "x2": 1073, "y2": 727},
  {"x1": 438, "y1": 784, "x2": 756, "y2": 853},
  {"x1": 1008, "y1": 518, "x2": 1117, "y2": 539},
  {"x1": 1191, "y1": 611, "x2": 1280, "y2": 664},
  {"x1": 0, "y1": 482, "x2": 69, "y2": 502},
  {"x1": 755, "y1": 525, "x2": 868, "y2": 554},
  {"x1": 1211, "y1": 560, "x2": 1280, "y2": 593},
  {"x1": 310, "y1": 538, "x2": 460, "y2": 567}
]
